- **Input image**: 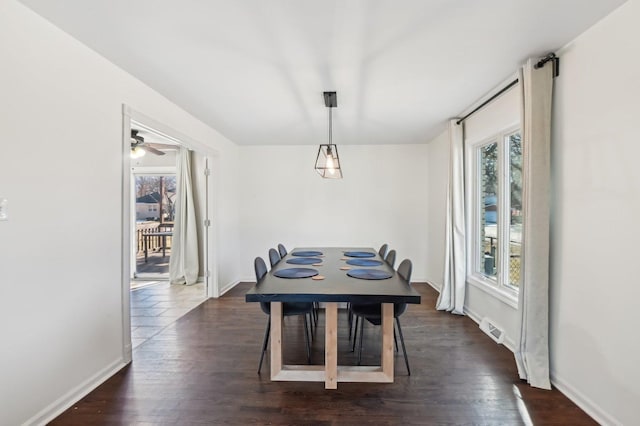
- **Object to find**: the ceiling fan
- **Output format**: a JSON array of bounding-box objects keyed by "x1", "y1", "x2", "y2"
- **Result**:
[{"x1": 130, "y1": 129, "x2": 177, "y2": 157}]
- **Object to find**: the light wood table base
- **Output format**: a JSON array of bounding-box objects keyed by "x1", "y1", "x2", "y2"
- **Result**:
[{"x1": 270, "y1": 301, "x2": 395, "y2": 389}]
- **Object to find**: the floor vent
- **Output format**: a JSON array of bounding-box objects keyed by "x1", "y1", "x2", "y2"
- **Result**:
[{"x1": 479, "y1": 317, "x2": 505, "y2": 344}]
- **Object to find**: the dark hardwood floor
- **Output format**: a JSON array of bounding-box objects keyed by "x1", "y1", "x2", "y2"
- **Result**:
[{"x1": 51, "y1": 283, "x2": 595, "y2": 425}]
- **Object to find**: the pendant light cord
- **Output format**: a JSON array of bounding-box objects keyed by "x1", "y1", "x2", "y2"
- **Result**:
[{"x1": 328, "y1": 106, "x2": 333, "y2": 145}]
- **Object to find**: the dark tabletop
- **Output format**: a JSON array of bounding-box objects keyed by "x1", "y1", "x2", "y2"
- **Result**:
[{"x1": 245, "y1": 247, "x2": 421, "y2": 304}]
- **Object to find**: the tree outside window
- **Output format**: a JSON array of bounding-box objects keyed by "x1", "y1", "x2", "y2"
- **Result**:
[
  {"x1": 472, "y1": 129, "x2": 522, "y2": 294},
  {"x1": 135, "y1": 175, "x2": 176, "y2": 222}
]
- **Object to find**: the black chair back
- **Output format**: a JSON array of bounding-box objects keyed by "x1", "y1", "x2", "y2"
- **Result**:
[
  {"x1": 254, "y1": 257, "x2": 270, "y2": 315},
  {"x1": 277, "y1": 243, "x2": 288, "y2": 258},
  {"x1": 351, "y1": 257, "x2": 413, "y2": 375},
  {"x1": 395, "y1": 259, "x2": 412, "y2": 317},
  {"x1": 378, "y1": 243, "x2": 388, "y2": 258},
  {"x1": 397, "y1": 259, "x2": 412, "y2": 283},
  {"x1": 254, "y1": 257, "x2": 268, "y2": 282},
  {"x1": 268, "y1": 248, "x2": 281, "y2": 267},
  {"x1": 385, "y1": 249, "x2": 397, "y2": 268}
]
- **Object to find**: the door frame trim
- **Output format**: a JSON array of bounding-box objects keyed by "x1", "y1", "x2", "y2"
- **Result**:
[{"x1": 121, "y1": 104, "x2": 220, "y2": 362}]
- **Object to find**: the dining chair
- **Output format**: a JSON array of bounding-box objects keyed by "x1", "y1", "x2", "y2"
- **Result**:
[
  {"x1": 385, "y1": 249, "x2": 397, "y2": 268},
  {"x1": 255, "y1": 257, "x2": 313, "y2": 374},
  {"x1": 272, "y1": 245, "x2": 318, "y2": 328},
  {"x1": 277, "y1": 243, "x2": 288, "y2": 258},
  {"x1": 347, "y1": 243, "x2": 388, "y2": 340},
  {"x1": 271, "y1": 245, "x2": 318, "y2": 329},
  {"x1": 268, "y1": 248, "x2": 281, "y2": 267},
  {"x1": 348, "y1": 245, "x2": 392, "y2": 341},
  {"x1": 351, "y1": 258, "x2": 413, "y2": 375}
]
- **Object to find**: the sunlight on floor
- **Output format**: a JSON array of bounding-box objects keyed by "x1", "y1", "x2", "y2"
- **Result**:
[
  {"x1": 513, "y1": 384, "x2": 534, "y2": 426},
  {"x1": 130, "y1": 281, "x2": 206, "y2": 349}
]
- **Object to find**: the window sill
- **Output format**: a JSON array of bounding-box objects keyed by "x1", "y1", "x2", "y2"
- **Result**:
[{"x1": 467, "y1": 275, "x2": 519, "y2": 309}]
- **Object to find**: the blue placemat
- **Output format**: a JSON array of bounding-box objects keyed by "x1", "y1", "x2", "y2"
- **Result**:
[
  {"x1": 286, "y1": 257, "x2": 322, "y2": 265},
  {"x1": 344, "y1": 251, "x2": 376, "y2": 258},
  {"x1": 291, "y1": 250, "x2": 323, "y2": 257},
  {"x1": 347, "y1": 269, "x2": 392, "y2": 280},
  {"x1": 273, "y1": 267, "x2": 319, "y2": 278},
  {"x1": 346, "y1": 258, "x2": 383, "y2": 267}
]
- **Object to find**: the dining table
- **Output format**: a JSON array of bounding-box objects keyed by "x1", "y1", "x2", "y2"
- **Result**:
[{"x1": 245, "y1": 247, "x2": 421, "y2": 389}]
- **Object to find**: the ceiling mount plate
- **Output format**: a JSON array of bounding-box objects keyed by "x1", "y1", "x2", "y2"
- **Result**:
[{"x1": 323, "y1": 91, "x2": 337, "y2": 108}]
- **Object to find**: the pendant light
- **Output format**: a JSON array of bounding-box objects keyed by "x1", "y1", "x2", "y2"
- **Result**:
[{"x1": 314, "y1": 91, "x2": 343, "y2": 179}]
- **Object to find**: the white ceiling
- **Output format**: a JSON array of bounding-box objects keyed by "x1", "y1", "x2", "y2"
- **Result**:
[{"x1": 19, "y1": 0, "x2": 625, "y2": 146}]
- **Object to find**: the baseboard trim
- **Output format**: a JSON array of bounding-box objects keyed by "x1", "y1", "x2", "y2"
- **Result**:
[
  {"x1": 550, "y1": 372, "x2": 620, "y2": 426},
  {"x1": 123, "y1": 342, "x2": 132, "y2": 364},
  {"x1": 24, "y1": 281, "x2": 618, "y2": 426},
  {"x1": 218, "y1": 278, "x2": 241, "y2": 296},
  {"x1": 416, "y1": 279, "x2": 615, "y2": 424},
  {"x1": 463, "y1": 304, "x2": 516, "y2": 352},
  {"x1": 408, "y1": 280, "x2": 441, "y2": 293},
  {"x1": 25, "y1": 358, "x2": 128, "y2": 426},
  {"x1": 502, "y1": 334, "x2": 515, "y2": 353},
  {"x1": 425, "y1": 280, "x2": 441, "y2": 292},
  {"x1": 466, "y1": 303, "x2": 614, "y2": 424},
  {"x1": 463, "y1": 304, "x2": 481, "y2": 325}
]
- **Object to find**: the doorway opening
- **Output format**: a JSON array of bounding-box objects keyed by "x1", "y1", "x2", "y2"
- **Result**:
[{"x1": 123, "y1": 112, "x2": 216, "y2": 353}]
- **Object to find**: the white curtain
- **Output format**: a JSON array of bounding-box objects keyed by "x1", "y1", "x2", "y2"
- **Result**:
[
  {"x1": 514, "y1": 58, "x2": 553, "y2": 389},
  {"x1": 169, "y1": 147, "x2": 199, "y2": 285},
  {"x1": 436, "y1": 119, "x2": 466, "y2": 315}
]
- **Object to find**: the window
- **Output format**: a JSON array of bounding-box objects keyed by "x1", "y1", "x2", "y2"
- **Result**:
[{"x1": 468, "y1": 128, "x2": 523, "y2": 299}]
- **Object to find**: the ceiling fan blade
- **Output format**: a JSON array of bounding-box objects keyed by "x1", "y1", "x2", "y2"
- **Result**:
[
  {"x1": 146, "y1": 142, "x2": 178, "y2": 150},
  {"x1": 141, "y1": 145, "x2": 165, "y2": 156}
]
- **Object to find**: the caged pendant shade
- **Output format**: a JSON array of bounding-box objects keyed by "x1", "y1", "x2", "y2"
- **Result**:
[
  {"x1": 314, "y1": 92, "x2": 343, "y2": 179},
  {"x1": 315, "y1": 144, "x2": 342, "y2": 179}
]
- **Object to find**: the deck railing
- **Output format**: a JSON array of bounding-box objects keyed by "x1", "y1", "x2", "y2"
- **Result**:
[
  {"x1": 136, "y1": 221, "x2": 173, "y2": 254},
  {"x1": 483, "y1": 236, "x2": 521, "y2": 287}
]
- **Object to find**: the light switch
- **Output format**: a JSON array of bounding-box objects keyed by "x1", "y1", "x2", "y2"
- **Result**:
[{"x1": 0, "y1": 198, "x2": 8, "y2": 221}]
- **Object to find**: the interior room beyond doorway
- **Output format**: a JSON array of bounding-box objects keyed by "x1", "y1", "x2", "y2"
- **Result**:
[
  {"x1": 128, "y1": 123, "x2": 208, "y2": 348},
  {"x1": 131, "y1": 125, "x2": 180, "y2": 282}
]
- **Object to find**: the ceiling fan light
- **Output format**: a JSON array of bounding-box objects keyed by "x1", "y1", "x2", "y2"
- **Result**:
[{"x1": 130, "y1": 146, "x2": 146, "y2": 158}]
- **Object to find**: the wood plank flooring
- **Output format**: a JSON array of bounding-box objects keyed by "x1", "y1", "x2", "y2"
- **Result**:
[{"x1": 51, "y1": 283, "x2": 596, "y2": 425}]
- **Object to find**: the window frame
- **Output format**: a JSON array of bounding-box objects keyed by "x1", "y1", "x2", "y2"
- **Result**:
[{"x1": 466, "y1": 124, "x2": 522, "y2": 307}]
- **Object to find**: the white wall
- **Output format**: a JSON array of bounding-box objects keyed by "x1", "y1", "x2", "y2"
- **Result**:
[
  {"x1": 550, "y1": 1, "x2": 640, "y2": 424},
  {"x1": 424, "y1": 2, "x2": 640, "y2": 424},
  {"x1": 238, "y1": 144, "x2": 430, "y2": 281},
  {"x1": 0, "y1": 1, "x2": 240, "y2": 425}
]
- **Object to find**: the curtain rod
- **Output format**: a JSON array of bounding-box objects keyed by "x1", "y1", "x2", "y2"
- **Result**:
[
  {"x1": 455, "y1": 78, "x2": 519, "y2": 125},
  {"x1": 456, "y1": 53, "x2": 559, "y2": 126},
  {"x1": 535, "y1": 52, "x2": 559, "y2": 75}
]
